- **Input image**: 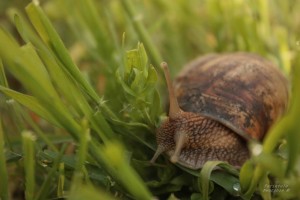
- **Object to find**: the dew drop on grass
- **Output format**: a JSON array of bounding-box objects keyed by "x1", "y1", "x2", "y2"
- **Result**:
[
  {"x1": 232, "y1": 182, "x2": 241, "y2": 196},
  {"x1": 250, "y1": 143, "x2": 263, "y2": 156}
]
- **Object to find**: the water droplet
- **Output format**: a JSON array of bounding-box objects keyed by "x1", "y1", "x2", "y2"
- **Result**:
[
  {"x1": 249, "y1": 142, "x2": 263, "y2": 156},
  {"x1": 232, "y1": 182, "x2": 241, "y2": 196}
]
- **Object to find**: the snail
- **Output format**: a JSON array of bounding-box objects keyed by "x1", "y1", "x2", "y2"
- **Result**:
[{"x1": 151, "y1": 53, "x2": 289, "y2": 169}]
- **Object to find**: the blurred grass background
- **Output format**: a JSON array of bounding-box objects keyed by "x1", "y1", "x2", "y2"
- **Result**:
[{"x1": 0, "y1": 0, "x2": 300, "y2": 199}]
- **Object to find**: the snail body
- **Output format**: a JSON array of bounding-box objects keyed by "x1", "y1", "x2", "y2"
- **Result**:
[{"x1": 151, "y1": 53, "x2": 289, "y2": 169}]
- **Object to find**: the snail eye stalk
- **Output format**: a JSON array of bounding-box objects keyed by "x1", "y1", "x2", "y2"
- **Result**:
[{"x1": 161, "y1": 62, "x2": 182, "y2": 119}]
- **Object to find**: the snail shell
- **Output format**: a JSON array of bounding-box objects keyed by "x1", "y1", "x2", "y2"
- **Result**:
[{"x1": 151, "y1": 52, "x2": 289, "y2": 169}]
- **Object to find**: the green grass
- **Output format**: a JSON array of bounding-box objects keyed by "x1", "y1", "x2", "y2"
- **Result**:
[{"x1": 0, "y1": 0, "x2": 300, "y2": 199}]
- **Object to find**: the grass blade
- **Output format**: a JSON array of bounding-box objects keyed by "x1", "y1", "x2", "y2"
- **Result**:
[
  {"x1": 0, "y1": 59, "x2": 8, "y2": 87},
  {"x1": 22, "y1": 131, "x2": 37, "y2": 200},
  {"x1": 121, "y1": 0, "x2": 162, "y2": 69},
  {"x1": 26, "y1": 2, "x2": 100, "y2": 103},
  {"x1": 198, "y1": 161, "x2": 240, "y2": 199},
  {"x1": 92, "y1": 141, "x2": 153, "y2": 200},
  {"x1": 35, "y1": 144, "x2": 67, "y2": 200},
  {"x1": 68, "y1": 184, "x2": 117, "y2": 200},
  {"x1": 0, "y1": 86, "x2": 60, "y2": 127},
  {"x1": 0, "y1": 120, "x2": 9, "y2": 200}
]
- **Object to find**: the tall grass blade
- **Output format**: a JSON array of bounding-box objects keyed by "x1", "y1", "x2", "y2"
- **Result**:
[
  {"x1": 0, "y1": 59, "x2": 8, "y2": 87},
  {"x1": 0, "y1": 120, "x2": 9, "y2": 200},
  {"x1": 22, "y1": 131, "x2": 37, "y2": 200},
  {"x1": 26, "y1": 3, "x2": 100, "y2": 103}
]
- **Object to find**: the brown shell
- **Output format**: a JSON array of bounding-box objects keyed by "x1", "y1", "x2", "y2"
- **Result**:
[{"x1": 174, "y1": 53, "x2": 289, "y2": 140}]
